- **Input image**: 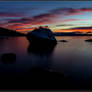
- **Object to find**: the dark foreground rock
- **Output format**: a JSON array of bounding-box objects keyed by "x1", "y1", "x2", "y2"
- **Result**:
[
  {"x1": 0, "y1": 67, "x2": 90, "y2": 90},
  {"x1": 1, "y1": 53, "x2": 16, "y2": 64}
]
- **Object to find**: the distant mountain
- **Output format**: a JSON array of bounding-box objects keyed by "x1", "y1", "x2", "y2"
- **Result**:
[
  {"x1": 0, "y1": 27, "x2": 25, "y2": 36},
  {"x1": 53, "y1": 32, "x2": 92, "y2": 36}
]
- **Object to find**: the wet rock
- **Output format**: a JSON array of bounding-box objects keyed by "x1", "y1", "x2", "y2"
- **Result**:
[
  {"x1": 1, "y1": 53, "x2": 16, "y2": 64},
  {"x1": 26, "y1": 26, "x2": 57, "y2": 45}
]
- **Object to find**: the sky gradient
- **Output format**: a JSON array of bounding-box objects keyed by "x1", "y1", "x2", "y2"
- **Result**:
[{"x1": 1, "y1": 1, "x2": 92, "y2": 33}]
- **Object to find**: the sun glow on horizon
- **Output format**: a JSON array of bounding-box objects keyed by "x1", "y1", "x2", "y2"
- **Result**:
[{"x1": 1, "y1": 1, "x2": 92, "y2": 34}]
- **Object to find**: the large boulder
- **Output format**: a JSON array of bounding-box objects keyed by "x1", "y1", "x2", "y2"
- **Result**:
[
  {"x1": 26, "y1": 27, "x2": 57, "y2": 45},
  {"x1": 1, "y1": 53, "x2": 16, "y2": 64}
]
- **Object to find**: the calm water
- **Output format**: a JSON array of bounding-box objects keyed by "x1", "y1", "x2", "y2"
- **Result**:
[{"x1": 0, "y1": 36, "x2": 92, "y2": 82}]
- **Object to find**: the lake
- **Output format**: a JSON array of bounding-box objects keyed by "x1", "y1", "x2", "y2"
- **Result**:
[{"x1": 0, "y1": 36, "x2": 92, "y2": 89}]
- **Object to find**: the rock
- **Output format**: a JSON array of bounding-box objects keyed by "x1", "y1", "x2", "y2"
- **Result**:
[
  {"x1": 59, "y1": 40, "x2": 68, "y2": 42},
  {"x1": 1, "y1": 53, "x2": 16, "y2": 64},
  {"x1": 85, "y1": 39, "x2": 92, "y2": 42},
  {"x1": 26, "y1": 26, "x2": 57, "y2": 45}
]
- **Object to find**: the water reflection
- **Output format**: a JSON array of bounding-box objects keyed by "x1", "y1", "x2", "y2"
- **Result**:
[
  {"x1": 1, "y1": 36, "x2": 92, "y2": 87},
  {"x1": 27, "y1": 43, "x2": 56, "y2": 69},
  {"x1": 27, "y1": 43, "x2": 56, "y2": 56}
]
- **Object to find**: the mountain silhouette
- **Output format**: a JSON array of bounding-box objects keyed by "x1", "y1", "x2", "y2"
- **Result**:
[
  {"x1": 53, "y1": 32, "x2": 92, "y2": 36},
  {"x1": 0, "y1": 27, "x2": 25, "y2": 36}
]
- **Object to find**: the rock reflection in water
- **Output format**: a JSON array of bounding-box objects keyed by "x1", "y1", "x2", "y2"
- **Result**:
[
  {"x1": 27, "y1": 43, "x2": 56, "y2": 56},
  {"x1": 27, "y1": 43, "x2": 56, "y2": 69}
]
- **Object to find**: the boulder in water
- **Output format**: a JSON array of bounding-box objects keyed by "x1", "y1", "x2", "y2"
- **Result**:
[
  {"x1": 1, "y1": 53, "x2": 16, "y2": 64},
  {"x1": 26, "y1": 26, "x2": 57, "y2": 45},
  {"x1": 59, "y1": 40, "x2": 68, "y2": 42}
]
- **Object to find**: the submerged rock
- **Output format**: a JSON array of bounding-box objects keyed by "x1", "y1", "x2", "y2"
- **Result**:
[
  {"x1": 85, "y1": 39, "x2": 92, "y2": 42},
  {"x1": 1, "y1": 53, "x2": 16, "y2": 64},
  {"x1": 59, "y1": 40, "x2": 68, "y2": 42}
]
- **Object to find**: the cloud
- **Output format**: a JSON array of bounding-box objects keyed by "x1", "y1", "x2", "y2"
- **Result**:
[
  {"x1": 66, "y1": 8, "x2": 92, "y2": 16},
  {"x1": 51, "y1": 8, "x2": 92, "y2": 16},
  {"x1": 69, "y1": 26, "x2": 92, "y2": 29},
  {"x1": 7, "y1": 18, "x2": 80, "y2": 30},
  {"x1": 8, "y1": 7, "x2": 92, "y2": 24},
  {"x1": 7, "y1": 13, "x2": 80, "y2": 28},
  {"x1": 7, "y1": 14, "x2": 57, "y2": 27},
  {"x1": 2, "y1": 7, "x2": 92, "y2": 31},
  {"x1": 1, "y1": 7, "x2": 92, "y2": 19},
  {"x1": 55, "y1": 24, "x2": 74, "y2": 27},
  {"x1": 57, "y1": 26, "x2": 92, "y2": 33}
]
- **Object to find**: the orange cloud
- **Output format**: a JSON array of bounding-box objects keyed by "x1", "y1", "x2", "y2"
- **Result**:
[
  {"x1": 1, "y1": 7, "x2": 92, "y2": 32},
  {"x1": 54, "y1": 28, "x2": 92, "y2": 33}
]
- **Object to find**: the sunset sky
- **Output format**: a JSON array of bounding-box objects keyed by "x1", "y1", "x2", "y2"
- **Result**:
[{"x1": 1, "y1": 1, "x2": 92, "y2": 33}]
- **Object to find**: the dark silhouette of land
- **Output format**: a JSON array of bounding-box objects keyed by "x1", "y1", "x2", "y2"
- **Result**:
[
  {"x1": 0, "y1": 26, "x2": 92, "y2": 37},
  {"x1": 53, "y1": 32, "x2": 92, "y2": 36},
  {"x1": 0, "y1": 27, "x2": 25, "y2": 36}
]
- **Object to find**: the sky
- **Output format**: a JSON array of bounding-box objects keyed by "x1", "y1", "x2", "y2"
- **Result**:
[{"x1": 1, "y1": 1, "x2": 92, "y2": 33}]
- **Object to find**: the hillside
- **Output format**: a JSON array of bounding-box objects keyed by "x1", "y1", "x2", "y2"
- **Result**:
[{"x1": 0, "y1": 27, "x2": 25, "y2": 36}]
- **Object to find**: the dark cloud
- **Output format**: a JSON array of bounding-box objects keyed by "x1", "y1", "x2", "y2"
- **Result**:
[
  {"x1": 8, "y1": 13, "x2": 57, "y2": 25},
  {"x1": 51, "y1": 7, "x2": 92, "y2": 16},
  {"x1": 2, "y1": 7, "x2": 92, "y2": 30},
  {"x1": 55, "y1": 24, "x2": 74, "y2": 27},
  {"x1": 8, "y1": 7, "x2": 92, "y2": 24},
  {"x1": 69, "y1": 26, "x2": 92, "y2": 29}
]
